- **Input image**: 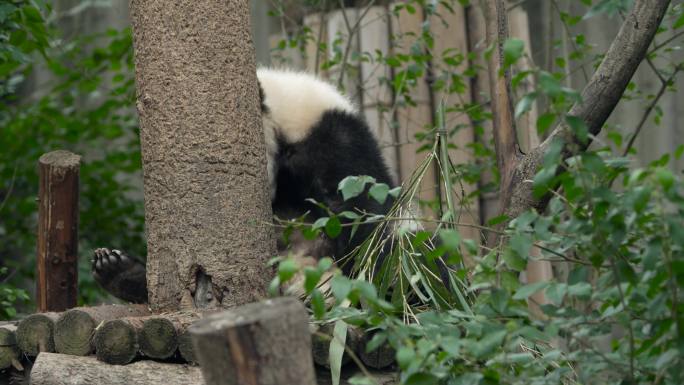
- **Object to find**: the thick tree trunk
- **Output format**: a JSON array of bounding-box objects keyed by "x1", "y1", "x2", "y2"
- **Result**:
[
  {"x1": 189, "y1": 297, "x2": 317, "y2": 385},
  {"x1": 30, "y1": 353, "x2": 203, "y2": 385},
  {"x1": 130, "y1": 0, "x2": 276, "y2": 312}
]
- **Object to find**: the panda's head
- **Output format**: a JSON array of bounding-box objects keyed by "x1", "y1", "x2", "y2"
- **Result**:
[
  {"x1": 257, "y1": 68, "x2": 356, "y2": 142},
  {"x1": 256, "y1": 68, "x2": 357, "y2": 200}
]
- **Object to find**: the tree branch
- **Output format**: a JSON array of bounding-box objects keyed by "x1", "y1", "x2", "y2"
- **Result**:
[
  {"x1": 623, "y1": 65, "x2": 680, "y2": 157},
  {"x1": 481, "y1": 0, "x2": 519, "y2": 215},
  {"x1": 502, "y1": 0, "x2": 671, "y2": 219}
]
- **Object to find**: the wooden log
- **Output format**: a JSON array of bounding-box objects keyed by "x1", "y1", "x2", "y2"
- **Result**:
[
  {"x1": 168, "y1": 311, "x2": 204, "y2": 364},
  {"x1": 358, "y1": 332, "x2": 395, "y2": 369},
  {"x1": 0, "y1": 324, "x2": 21, "y2": 370},
  {"x1": 139, "y1": 312, "x2": 199, "y2": 360},
  {"x1": 93, "y1": 318, "x2": 141, "y2": 365},
  {"x1": 177, "y1": 330, "x2": 196, "y2": 364},
  {"x1": 54, "y1": 304, "x2": 151, "y2": 356},
  {"x1": 5, "y1": 359, "x2": 31, "y2": 385},
  {"x1": 311, "y1": 324, "x2": 362, "y2": 368},
  {"x1": 16, "y1": 312, "x2": 59, "y2": 356},
  {"x1": 189, "y1": 297, "x2": 317, "y2": 385},
  {"x1": 93, "y1": 312, "x2": 201, "y2": 364},
  {"x1": 315, "y1": 366, "x2": 398, "y2": 385},
  {"x1": 139, "y1": 317, "x2": 176, "y2": 360},
  {"x1": 30, "y1": 353, "x2": 203, "y2": 385},
  {"x1": 37, "y1": 150, "x2": 80, "y2": 312}
]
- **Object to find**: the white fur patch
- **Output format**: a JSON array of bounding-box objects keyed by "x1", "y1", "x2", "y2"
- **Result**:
[{"x1": 257, "y1": 68, "x2": 356, "y2": 200}]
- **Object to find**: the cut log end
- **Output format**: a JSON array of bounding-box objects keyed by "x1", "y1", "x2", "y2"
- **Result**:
[
  {"x1": 177, "y1": 330, "x2": 196, "y2": 364},
  {"x1": 16, "y1": 313, "x2": 58, "y2": 356},
  {"x1": 94, "y1": 319, "x2": 137, "y2": 365},
  {"x1": 54, "y1": 305, "x2": 152, "y2": 357},
  {"x1": 54, "y1": 310, "x2": 96, "y2": 356},
  {"x1": 359, "y1": 332, "x2": 396, "y2": 369},
  {"x1": 38, "y1": 150, "x2": 81, "y2": 169},
  {"x1": 140, "y1": 318, "x2": 177, "y2": 359},
  {"x1": 0, "y1": 325, "x2": 19, "y2": 370},
  {"x1": 311, "y1": 324, "x2": 363, "y2": 368}
]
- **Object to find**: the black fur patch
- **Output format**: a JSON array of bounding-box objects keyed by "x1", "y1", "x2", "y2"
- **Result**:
[
  {"x1": 258, "y1": 80, "x2": 268, "y2": 114},
  {"x1": 271, "y1": 110, "x2": 394, "y2": 274}
]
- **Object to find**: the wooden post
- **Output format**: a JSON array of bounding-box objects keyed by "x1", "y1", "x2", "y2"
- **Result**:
[
  {"x1": 189, "y1": 297, "x2": 317, "y2": 385},
  {"x1": 37, "y1": 150, "x2": 80, "y2": 312}
]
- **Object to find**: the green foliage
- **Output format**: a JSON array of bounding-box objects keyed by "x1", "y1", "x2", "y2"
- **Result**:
[
  {"x1": 1, "y1": 3, "x2": 144, "y2": 315},
  {"x1": 2, "y1": 0, "x2": 682, "y2": 383},
  {"x1": 275, "y1": 149, "x2": 684, "y2": 384},
  {"x1": 269, "y1": 1, "x2": 684, "y2": 384},
  {"x1": 0, "y1": 267, "x2": 29, "y2": 319}
]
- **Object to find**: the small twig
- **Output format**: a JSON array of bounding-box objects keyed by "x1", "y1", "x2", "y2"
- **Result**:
[
  {"x1": 575, "y1": 336, "x2": 628, "y2": 369},
  {"x1": 0, "y1": 163, "x2": 18, "y2": 213},
  {"x1": 0, "y1": 266, "x2": 18, "y2": 284},
  {"x1": 609, "y1": 257, "x2": 635, "y2": 382},
  {"x1": 623, "y1": 66, "x2": 680, "y2": 157},
  {"x1": 550, "y1": 0, "x2": 590, "y2": 83},
  {"x1": 645, "y1": 56, "x2": 667, "y2": 84},
  {"x1": 314, "y1": 5, "x2": 328, "y2": 75},
  {"x1": 649, "y1": 29, "x2": 684, "y2": 55},
  {"x1": 337, "y1": 0, "x2": 377, "y2": 89}
]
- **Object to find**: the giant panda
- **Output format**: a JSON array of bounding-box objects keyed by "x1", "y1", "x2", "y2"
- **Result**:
[{"x1": 92, "y1": 68, "x2": 395, "y2": 303}]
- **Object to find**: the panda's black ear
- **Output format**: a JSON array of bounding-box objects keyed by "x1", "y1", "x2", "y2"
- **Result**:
[{"x1": 257, "y1": 80, "x2": 268, "y2": 114}]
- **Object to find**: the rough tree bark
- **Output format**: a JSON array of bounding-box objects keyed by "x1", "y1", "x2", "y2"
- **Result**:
[
  {"x1": 129, "y1": 0, "x2": 276, "y2": 312},
  {"x1": 483, "y1": 0, "x2": 671, "y2": 218}
]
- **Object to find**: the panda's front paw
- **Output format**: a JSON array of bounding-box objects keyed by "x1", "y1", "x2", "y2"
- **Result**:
[{"x1": 92, "y1": 248, "x2": 148, "y2": 304}]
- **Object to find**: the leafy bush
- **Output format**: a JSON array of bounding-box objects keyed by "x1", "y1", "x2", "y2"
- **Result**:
[
  {"x1": 268, "y1": 1, "x2": 684, "y2": 384},
  {"x1": 1, "y1": 1, "x2": 682, "y2": 384},
  {"x1": 274, "y1": 143, "x2": 684, "y2": 384},
  {"x1": 0, "y1": 2, "x2": 145, "y2": 314}
]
